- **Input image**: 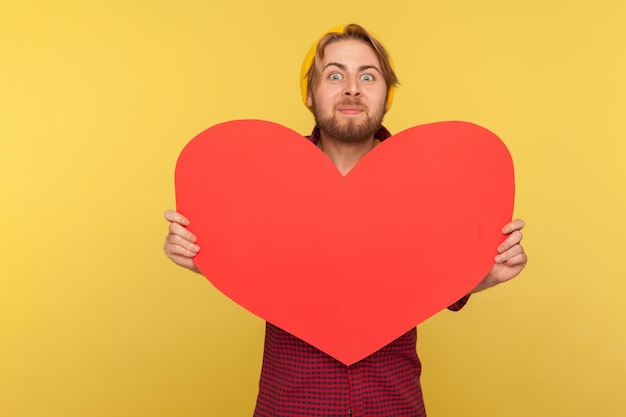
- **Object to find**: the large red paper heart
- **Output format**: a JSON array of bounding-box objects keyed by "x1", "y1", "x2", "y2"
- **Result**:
[{"x1": 175, "y1": 120, "x2": 514, "y2": 365}]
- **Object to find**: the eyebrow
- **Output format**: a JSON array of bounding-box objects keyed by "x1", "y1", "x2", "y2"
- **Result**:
[{"x1": 323, "y1": 62, "x2": 382, "y2": 73}]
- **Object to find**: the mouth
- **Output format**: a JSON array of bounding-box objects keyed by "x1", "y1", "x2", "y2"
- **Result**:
[{"x1": 337, "y1": 106, "x2": 365, "y2": 115}]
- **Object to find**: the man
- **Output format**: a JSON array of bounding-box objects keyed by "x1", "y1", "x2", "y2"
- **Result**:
[{"x1": 164, "y1": 24, "x2": 527, "y2": 417}]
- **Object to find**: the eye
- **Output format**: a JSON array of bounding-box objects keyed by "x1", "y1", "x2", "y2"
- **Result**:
[
  {"x1": 360, "y1": 74, "x2": 374, "y2": 82},
  {"x1": 329, "y1": 73, "x2": 343, "y2": 81}
]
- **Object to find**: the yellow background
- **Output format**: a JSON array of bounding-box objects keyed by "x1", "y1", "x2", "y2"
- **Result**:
[{"x1": 2, "y1": 0, "x2": 624, "y2": 416}]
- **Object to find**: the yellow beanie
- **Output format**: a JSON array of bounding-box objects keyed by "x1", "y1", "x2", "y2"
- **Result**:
[{"x1": 300, "y1": 25, "x2": 396, "y2": 112}]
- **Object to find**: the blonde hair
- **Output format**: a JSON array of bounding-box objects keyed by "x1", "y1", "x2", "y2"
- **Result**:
[{"x1": 300, "y1": 24, "x2": 399, "y2": 111}]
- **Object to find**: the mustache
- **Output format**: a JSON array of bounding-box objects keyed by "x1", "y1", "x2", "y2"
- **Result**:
[{"x1": 336, "y1": 98, "x2": 366, "y2": 109}]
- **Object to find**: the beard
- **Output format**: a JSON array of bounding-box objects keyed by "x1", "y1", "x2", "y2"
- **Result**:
[{"x1": 312, "y1": 98, "x2": 385, "y2": 144}]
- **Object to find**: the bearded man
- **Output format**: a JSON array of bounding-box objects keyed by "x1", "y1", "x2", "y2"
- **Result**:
[{"x1": 163, "y1": 24, "x2": 527, "y2": 417}]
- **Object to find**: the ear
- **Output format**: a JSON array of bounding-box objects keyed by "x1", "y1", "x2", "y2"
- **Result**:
[{"x1": 306, "y1": 93, "x2": 313, "y2": 108}]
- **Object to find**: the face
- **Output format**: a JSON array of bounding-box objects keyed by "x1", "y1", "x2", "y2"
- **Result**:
[{"x1": 308, "y1": 39, "x2": 388, "y2": 144}]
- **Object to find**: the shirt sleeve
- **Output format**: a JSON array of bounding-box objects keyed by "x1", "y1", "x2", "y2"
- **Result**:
[{"x1": 447, "y1": 294, "x2": 471, "y2": 311}]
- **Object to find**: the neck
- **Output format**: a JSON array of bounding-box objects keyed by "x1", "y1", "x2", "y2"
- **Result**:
[{"x1": 317, "y1": 132, "x2": 377, "y2": 176}]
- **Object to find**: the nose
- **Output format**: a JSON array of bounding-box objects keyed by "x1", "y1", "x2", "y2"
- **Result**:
[{"x1": 343, "y1": 76, "x2": 361, "y2": 97}]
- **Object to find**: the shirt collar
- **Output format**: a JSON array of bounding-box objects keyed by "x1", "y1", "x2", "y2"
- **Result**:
[{"x1": 306, "y1": 125, "x2": 392, "y2": 144}]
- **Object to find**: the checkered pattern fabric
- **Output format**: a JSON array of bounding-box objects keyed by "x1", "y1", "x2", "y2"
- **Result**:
[{"x1": 254, "y1": 295, "x2": 469, "y2": 417}]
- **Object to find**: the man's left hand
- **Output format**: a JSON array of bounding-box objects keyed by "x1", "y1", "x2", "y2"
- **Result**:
[{"x1": 472, "y1": 219, "x2": 527, "y2": 293}]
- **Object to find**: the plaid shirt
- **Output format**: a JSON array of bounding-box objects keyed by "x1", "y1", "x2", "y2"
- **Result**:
[{"x1": 253, "y1": 126, "x2": 470, "y2": 417}]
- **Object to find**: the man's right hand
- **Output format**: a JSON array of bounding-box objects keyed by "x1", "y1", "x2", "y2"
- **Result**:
[{"x1": 163, "y1": 210, "x2": 201, "y2": 273}]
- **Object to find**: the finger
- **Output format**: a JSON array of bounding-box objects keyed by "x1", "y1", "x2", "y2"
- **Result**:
[
  {"x1": 503, "y1": 252, "x2": 528, "y2": 267},
  {"x1": 165, "y1": 240, "x2": 199, "y2": 257},
  {"x1": 165, "y1": 233, "x2": 200, "y2": 254},
  {"x1": 497, "y1": 230, "x2": 523, "y2": 253},
  {"x1": 502, "y1": 218, "x2": 525, "y2": 234},
  {"x1": 168, "y1": 221, "x2": 197, "y2": 243},
  {"x1": 495, "y1": 244, "x2": 524, "y2": 263},
  {"x1": 164, "y1": 209, "x2": 190, "y2": 226}
]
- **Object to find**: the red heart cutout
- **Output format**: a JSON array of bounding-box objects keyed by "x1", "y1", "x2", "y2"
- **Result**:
[{"x1": 175, "y1": 120, "x2": 514, "y2": 365}]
